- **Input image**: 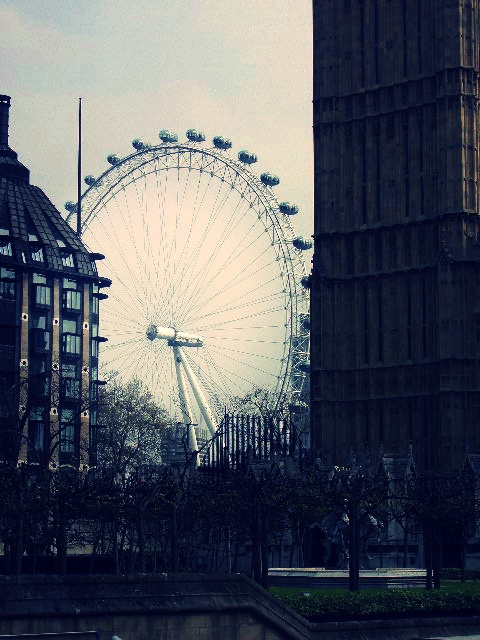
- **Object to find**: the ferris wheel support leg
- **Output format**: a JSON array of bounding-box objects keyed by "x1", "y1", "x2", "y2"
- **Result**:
[
  {"x1": 174, "y1": 345, "x2": 218, "y2": 438},
  {"x1": 173, "y1": 346, "x2": 199, "y2": 457}
]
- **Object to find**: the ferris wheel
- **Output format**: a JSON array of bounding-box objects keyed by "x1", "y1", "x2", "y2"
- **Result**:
[{"x1": 65, "y1": 129, "x2": 310, "y2": 446}]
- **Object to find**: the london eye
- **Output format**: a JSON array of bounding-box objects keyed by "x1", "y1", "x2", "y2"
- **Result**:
[{"x1": 65, "y1": 129, "x2": 310, "y2": 446}]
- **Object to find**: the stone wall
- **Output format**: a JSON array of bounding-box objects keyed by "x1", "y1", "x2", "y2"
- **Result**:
[{"x1": 0, "y1": 574, "x2": 478, "y2": 640}]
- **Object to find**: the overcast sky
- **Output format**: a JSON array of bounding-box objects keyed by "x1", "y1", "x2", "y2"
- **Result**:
[{"x1": 1, "y1": 0, "x2": 313, "y2": 238}]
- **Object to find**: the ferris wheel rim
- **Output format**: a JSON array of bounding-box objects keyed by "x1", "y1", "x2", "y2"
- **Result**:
[{"x1": 67, "y1": 138, "x2": 309, "y2": 415}]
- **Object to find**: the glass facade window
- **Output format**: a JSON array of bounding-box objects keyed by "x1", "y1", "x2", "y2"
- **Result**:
[
  {"x1": 30, "y1": 358, "x2": 51, "y2": 397},
  {"x1": 63, "y1": 290, "x2": 81, "y2": 311},
  {"x1": 30, "y1": 245, "x2": 44, "y2": 262},
  {"x1": 32, "y1": 273, "x2": 47, "y2": 284},
  {"x1": 31, "y1": 328, "x2": 51, "y2": 353},
  {"x1": 60, "y1": 408, "x2": 75, "y2": 452},
  {"x1": 62, "y1": 318, "x2": 78, "y2": 334},
  {"x1": 31, "y1": 313, "x2": 47, "y2": 329},
  {"x1": 0, "y1": 267, "x2": 15, "y2": 300},
  {"x1": 0, "y1": 326, "x2": 15, "y2": 356},
  {"x1": 35, "y1": 285, "x2": 51, "y2": 308},
  {"x1": 62, "y1": 378, "x2": 81, "y2": 400},
  {"x1": 0, "y1": 240, "x2": 12, "y2": 256},
  {"x1": 90, "y1": 383, "x2": 99, "y2": 402},
  {"x1": 62, "y1": 362, "x2": 79, "y2": 378},
  {"x1": 29, "y1": 406, "x2": 46, "y2": 451},
  {"x1": 62, "y1": 333, "x2": 81, "y2": 356},
  {"x1": 60, "y1": 250, "x2": 74, "y2": 268}
]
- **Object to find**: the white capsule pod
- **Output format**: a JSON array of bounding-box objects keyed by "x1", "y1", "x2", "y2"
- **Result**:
[{"x1": 260, "y1": 172, "x2": 280, "y2": 187}]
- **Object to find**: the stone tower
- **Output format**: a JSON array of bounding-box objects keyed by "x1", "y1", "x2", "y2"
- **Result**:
[{"x1": 311, "y1": 1, "x2": 480, "y2": 471}]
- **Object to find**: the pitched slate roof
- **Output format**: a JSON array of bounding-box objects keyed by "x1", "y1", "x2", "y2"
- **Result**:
[{"x1": 0, "y1": 95, "x2": 98, "y2": 279}]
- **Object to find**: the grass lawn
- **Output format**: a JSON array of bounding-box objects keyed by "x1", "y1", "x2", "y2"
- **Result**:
[{"x1": 269, "y1": 581, "x2": 480, "y2": 622}]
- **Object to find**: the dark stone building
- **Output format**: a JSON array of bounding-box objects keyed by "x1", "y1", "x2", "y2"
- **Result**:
[
  {"x1": 311, "y1": 1, "x2": 480, "y2": 471},
  {"x1": 0, "y1": 95, "x2": 109, "y2": 467}
]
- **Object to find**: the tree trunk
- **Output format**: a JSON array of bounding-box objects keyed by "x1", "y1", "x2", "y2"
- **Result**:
[
  {"x1": 251, "y1": 503, "x2": 262, "y2": 584},
  {"x1": 402, "y1": 523, "x2": 409, "y2": 568},
  {"x1": 12, "y1": 483, "x2": 24, "y2": 575},
  {"x1": 260, "y1": 507, "x2": 269, "y2": 589},
  {"x1": 138, "y1": 511, "x2": 146, "y2": 573},
  {"x1": 348, "y1": 500, "x2": 360, "y2": 592},
  {"x1": 56, "y1": 503, "x2": 68, "y2": 576},
  {"x1": 171, "y1": 502, "x2": 178, "y2": 572},
  {"x1": 224, "y1": 527, "x2": 231, "y2": 573},
  {"x1": 433, "y1": 528, "x2": 441, "y2": 589},
  {"x1": 424, "y1": 528, "x2": 433, "y2": 590},
  {"x1": 461, "y1": 538, "x2": 467, "y2": 582}
]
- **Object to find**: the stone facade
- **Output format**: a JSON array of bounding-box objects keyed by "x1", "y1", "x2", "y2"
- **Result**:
[{"x1": 311, "y1": 1, "x2": 480, "y2": 471}]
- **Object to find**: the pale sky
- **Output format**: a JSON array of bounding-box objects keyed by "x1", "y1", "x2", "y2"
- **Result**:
[
  {"x1": 1, "y1": 0, "x2": 313, "y2": 414},
  {"x1": 1, "y1": 0, "x2": 313, "y2": 239}
]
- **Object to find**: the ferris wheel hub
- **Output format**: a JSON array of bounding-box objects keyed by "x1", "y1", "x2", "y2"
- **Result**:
[{"x1": 146, "y1": 324, "x2": 204, "y2": 347}]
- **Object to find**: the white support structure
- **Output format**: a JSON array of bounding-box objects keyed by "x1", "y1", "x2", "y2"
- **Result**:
[
  {"x1": 146, "y1": 324, "x2": 218, "y2": 440},
  {"x1": 173, "y1": 347, "x2": 199, "y2": 454},
  {"x1": 174, "y1": 345, "x2": 217, "y2": 438}
]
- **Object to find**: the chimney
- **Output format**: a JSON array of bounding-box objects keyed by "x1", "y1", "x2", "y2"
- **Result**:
[{"x1": 0, "y1": 95, "x2": 11, "y2": 146}]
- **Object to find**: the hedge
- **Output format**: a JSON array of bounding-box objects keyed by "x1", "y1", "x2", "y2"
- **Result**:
[{"x1": 274, "y1": 586, "x2": 480, "y2": 622}]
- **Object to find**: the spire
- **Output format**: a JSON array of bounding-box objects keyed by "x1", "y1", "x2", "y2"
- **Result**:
[
  {"x1": 0, "y1": 94, "x2": 30, "y2": 182},
  {"x1": 0, "y1": 95, "x2": 10, "y2": 146}
]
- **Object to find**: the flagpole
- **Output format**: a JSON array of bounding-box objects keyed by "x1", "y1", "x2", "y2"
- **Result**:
[{"x1": 77, "y1": 97, "x2": 82, "y2": 236}]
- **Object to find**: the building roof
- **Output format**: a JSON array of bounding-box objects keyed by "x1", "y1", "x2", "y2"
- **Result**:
[{"x1": 0, "y1": 95, "x2": 98, "y2": 279}]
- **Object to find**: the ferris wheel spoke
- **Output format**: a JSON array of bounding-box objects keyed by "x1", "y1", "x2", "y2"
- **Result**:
[
  {"x1": 179, "y1": 226, "x2": 274, "y2": 323},
  {"x1": 186, "y1": 278, "x2": 286, "y2": 329},
  {"x1": 92, "y1": 188, "x2": 154, "y2": 317},
  {"x1": 172, "y1": 179, "x2": 247, "y2": 322},
  {"x1": 74, "y1": 137, "x2": 309, "y2": 425}
]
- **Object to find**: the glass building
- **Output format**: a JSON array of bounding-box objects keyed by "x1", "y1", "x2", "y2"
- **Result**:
[{"x1": 0, "y1": 95, "x2": 109, "y2": 468}]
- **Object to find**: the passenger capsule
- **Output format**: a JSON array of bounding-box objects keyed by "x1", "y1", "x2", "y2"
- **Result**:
[
  {"x1": 132, "y1": 138, "x2": 146, "y2": 150},
  {"x1": 64, "y1": 201, "x2": 76, "y2": 212},
  {"x1": 159, "y1": 129, "x2": 178, "y2": 143},
  {"x1": 213, "y1": 135, "x2": 232, "y2": 150},
  {"x1": 107, "y1": 154, "x2": 120, "y2": 165},
  {"x1": 238, "y1": 150, "x2": 257, "y2": 164},
  {"x1": 293, "y1": 236, "x2": 313, "y2": 251},
  {"x1": 279, "y1": 201, "x2": 299, "y2": 216},
  {"x1": 260, "y1": 172, "x2": 280, "y2": 187},
  {"x1": 84, "y1": 175, "x2": 96, "y2": 186},
  {"x1": 186, "y1": 129, "x2": 206, "y2": 142}
]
